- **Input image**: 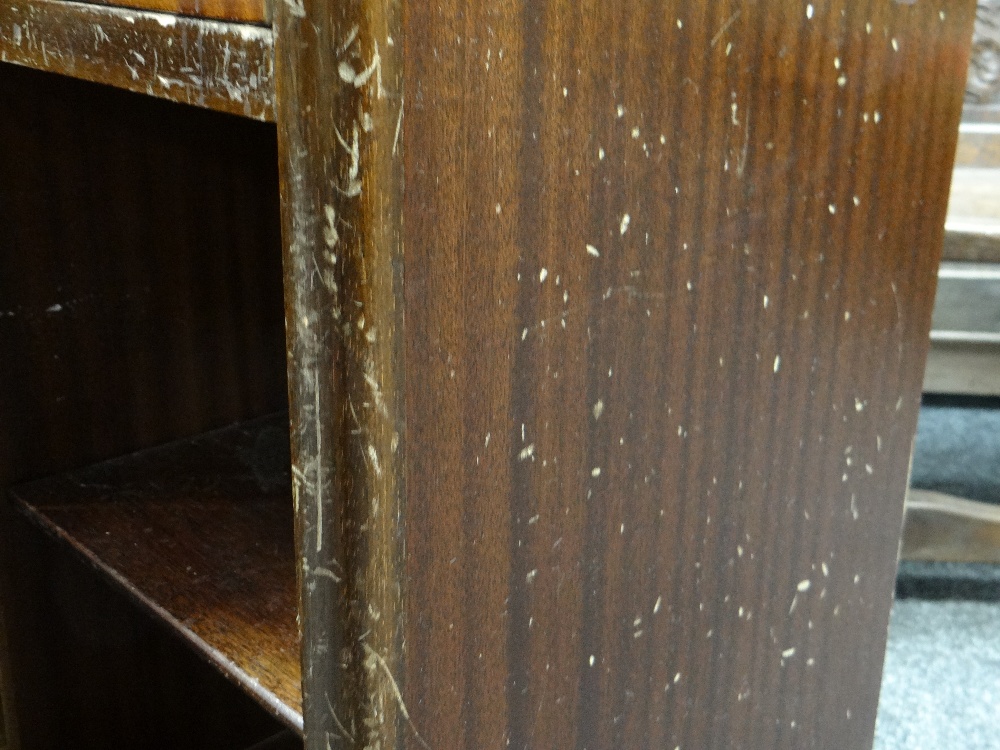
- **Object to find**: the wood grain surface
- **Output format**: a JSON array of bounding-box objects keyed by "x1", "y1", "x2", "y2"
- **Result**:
[
  {"x1": 9, "y1": 416, "x2": 301, "y2": 730},
  {"x1": 73, "y1": 0, "x2": 268, "y2": 23},
  {"x1": 0, "y1": 0, "x2": 274, "y2": 120},
  {"x1": 394, "y1": 2, "x2": 970, "y2": 750}
]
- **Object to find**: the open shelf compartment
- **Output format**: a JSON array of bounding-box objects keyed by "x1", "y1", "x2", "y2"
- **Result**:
[{"x1": 8, "y1": 415, "x2": 302, "y2": 732}]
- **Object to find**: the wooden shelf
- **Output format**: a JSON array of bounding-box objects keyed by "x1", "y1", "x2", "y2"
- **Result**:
[
  {"x1": 0, "y1": 0, "x2": 274, "y2": 120},
  {"x1": 8, "y1": 415, "x2": 302, "y2": 732},
  {"x1": 78, "y1": 0, "x2": 269, "y2": 24}
]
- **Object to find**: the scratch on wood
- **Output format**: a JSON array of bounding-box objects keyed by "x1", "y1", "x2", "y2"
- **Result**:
[
  {"x1": 363, "y1": 643, "x2": 431, "y2": 750},
  {"x1": 711, "y1": 9, "x2": 741, "y2": 47}
]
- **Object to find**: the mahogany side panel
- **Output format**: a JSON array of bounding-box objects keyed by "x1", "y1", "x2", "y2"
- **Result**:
[{"x1": 398, "y1": 2, "x2": 973, "y2": 750}]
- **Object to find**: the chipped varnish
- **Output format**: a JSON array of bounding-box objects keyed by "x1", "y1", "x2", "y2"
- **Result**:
[
  {"x1": 75, "y1": 0, "x2": 268, "y2": 24},
  {"x1": 0, "y1": 0, "x2": 274, "y2": 120},
  {"x1": 8, "y1": 416, "x2": 302, "y2": 732}
]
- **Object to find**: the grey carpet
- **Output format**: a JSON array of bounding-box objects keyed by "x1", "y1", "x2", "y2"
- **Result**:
[
  {"x1": 874, "y1": 600, "x2": 1000, "y2": 750},
  {"x1": 910, "y1": 396, "x2": 1000, "y2": 505},
  {"x1": 876, "y1": 398, "x2": 1000, "y2": 748}
]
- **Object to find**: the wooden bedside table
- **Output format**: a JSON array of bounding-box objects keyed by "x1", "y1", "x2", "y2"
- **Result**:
[{"x1": 0, "y1": 1, "x2": 978, "y2": 748}]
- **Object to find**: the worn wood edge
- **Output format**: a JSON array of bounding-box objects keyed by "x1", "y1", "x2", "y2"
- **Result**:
[
  {"x1": 942, "y1": 226, "x2": 1000, "y2": 263},
  {"x1": 902, "y1": 488, "x2": 1000, "y2": 562},
  {"x1": 954, "y1": 123, "x2": 1000, "y2": 167},
  {"x1": 0, "y1": 0, "x2": 275, "y2": 121},
  {"x1": 80, "y1": 0, "x2": 270, "y2": 24},
  {"x1": 273, "y1": 1, "x2": 407, "y2": 748},
  {"x1": 924, "y1": 335, "x2": 1000, "y2": 394},
  {"x1": 906, "y1": 489, "x2": 1000, "y2": 523},
  {"x1": 8, "y1": 495, "x2": 304, "y2": 734}
]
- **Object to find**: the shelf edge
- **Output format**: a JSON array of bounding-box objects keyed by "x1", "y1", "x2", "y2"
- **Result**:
[
  {"x1": 0, "y1": 0, "x2": 274, "y2": 121},
  {"x1": 10, "y1": 496, "x2": 304, "y2": 733}
]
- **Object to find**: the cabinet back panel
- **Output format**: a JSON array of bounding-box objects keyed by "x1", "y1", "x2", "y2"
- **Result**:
[{"x1": 0, "y1": 65, "x2": 287, "y2": 485}]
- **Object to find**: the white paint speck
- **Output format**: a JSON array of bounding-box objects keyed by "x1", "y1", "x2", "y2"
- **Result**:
[
  {"x1": 620, "y1": 214, "x2": 631, "y2": 235},
  {"x1": 593, "y1": 400, "x2": 605, "y2": 420},
  {"x1": 797, "y1": 579, "x2": 811, "y2": 592},
  {"x1": 539, "y1": 268, "x2": 548, "y2": 283},
  {"x1": 589, "y1": 655, "x2": 596, "y2": 666},
  {"x1": 519, "y1": 444, "x2": 535, "y2": 461},
  {"x1": 654, "y1": 596, "x2": 662, "y2": 614},
  {"x1": 587, "y1": 244, "x2": 600, "y2": 257},
  {"x1": 526, "y1": 569, "x2": 538, "y2": 583},
  {"x1": 806, "y1": 4, "x2": 814, "y2": 19},
  {"x1": 773, "y1": 355, "x2": 781, "y2": 373},
  {"x1": 782, "y1": 647, "x2": 796, "y2": 659},
  {"x1": 591, "y1": 467, "x2": 601, "y2": 477}
]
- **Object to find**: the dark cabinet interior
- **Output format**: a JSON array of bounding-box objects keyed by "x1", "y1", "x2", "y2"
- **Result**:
[{"x1": 0, "y1": 64, "x2": 300, "y2": 749}]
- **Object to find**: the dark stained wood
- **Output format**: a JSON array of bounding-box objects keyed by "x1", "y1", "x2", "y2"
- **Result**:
[
  {"x1": 0, "y1": 63, "x2": 286, "y2": 485},
  {"x1": 924, "y1": 333, "x2": 1000, "y2": 394},
  {"x1": 9, "y1": 416, "x2": 302, "y2": 730},
  {"x1": 398, "y1": 2, "x2": 971, "y2": 750},
  {"x1": 942, "y1": 228, "x2": 1000, "y2": 262},
  {"x1": 74, "y1": 0, "x2": 268, "y2": 24},
  {"x1": 902, "y1": 489, "x2": 1000, "y2": 563},
  {"x1": 1, "y1": 507, "x2": 296, "y2": 750},
  {"x1": 0, "y1": 0, "x2": 274, "y2": 121},
  {"x1": 0, "y1": 63, "x2": 288, "y2": 749},
  {"x1": 273, "y1": 0, "x2": 407, "y2": 747},
  {"x1": 0, "y1": 598, "x2": 11, "y2": 750}
]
